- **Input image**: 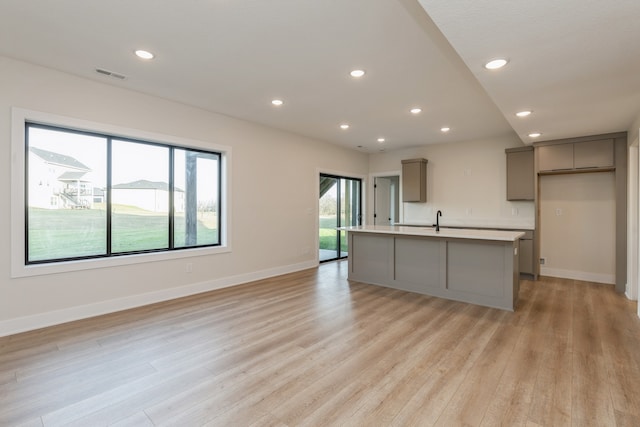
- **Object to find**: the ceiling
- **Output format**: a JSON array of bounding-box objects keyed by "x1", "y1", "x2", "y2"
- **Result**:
[{"x1": 1, "y1": 0, "x2": 639, "y2": 152}]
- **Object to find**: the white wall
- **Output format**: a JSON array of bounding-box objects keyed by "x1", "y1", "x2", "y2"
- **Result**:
[
  {"x1": 0, "y1": 56, "x2": 369, "y2": 335},
  {"x1": 539, "y1": 173, "x2": 616, "y2": 284},
  {"x1": 368, "y1": 136, "x2": 535, "y2": 229}
]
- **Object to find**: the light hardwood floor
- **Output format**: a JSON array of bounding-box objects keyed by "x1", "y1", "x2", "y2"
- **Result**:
[{"x1": 1, "y1": 261, "x2": 640, "y2": 426}]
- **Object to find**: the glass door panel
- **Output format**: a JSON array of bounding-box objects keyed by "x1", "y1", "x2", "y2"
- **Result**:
[
  {"x1": 340, "y1": 177, "x2": 361, "y2": 258},
  {"x1": 319, "y1": 176, "x2": 339, "y2": 262},
  {"x1": 319, "y1": 174, "x2": 361, "y2": 262}
]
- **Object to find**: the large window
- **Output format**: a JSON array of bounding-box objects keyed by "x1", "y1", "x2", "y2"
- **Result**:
[{"x1": 25, "y1": 123, "x2": 222, "y2": 265}]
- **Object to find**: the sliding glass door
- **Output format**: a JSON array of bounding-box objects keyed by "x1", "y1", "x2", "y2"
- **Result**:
[{"x1": 319, "y1": 174, "x2": 362, "y2": 262}]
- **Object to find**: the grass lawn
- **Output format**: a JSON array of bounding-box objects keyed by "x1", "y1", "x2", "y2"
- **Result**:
[
  {"x1": 28, "y1": 205, "x2": 218, "y2": 262},
  {"x1": 318, "y1": 215, "x2": 347, "y2": 252}
]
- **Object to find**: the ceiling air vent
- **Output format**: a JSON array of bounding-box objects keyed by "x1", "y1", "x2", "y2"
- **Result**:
[{"x1": 95, "y1": 68, "x2": 127, "y2": 80}]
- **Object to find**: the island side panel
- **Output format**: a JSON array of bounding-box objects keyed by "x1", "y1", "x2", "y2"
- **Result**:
[
  {"x1": 446, "y1": 239, "x2": 517, "y2": 311},
  {"x1": 348, "y1": 232, "x2": 394, "y2": 285},
  {"x1": 447, "y1": 240, "x2": 506, "y2": 297},
  {"x1": 393, "y1": 235, "x2": 443, "y2": 293},
  {"x1": 510, "y1": 239, "x2": 520, "y2": 309}
]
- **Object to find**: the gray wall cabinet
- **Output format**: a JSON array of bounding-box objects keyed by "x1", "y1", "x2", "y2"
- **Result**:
[
  {"x1": 506, "y1": 147, "x2": 534, "y2": 200},
  {"x1": 574, "y1": 139, "x2": 614, "y2": 169},
  {"x1": 538, "y1": 143, "x2": 574, "y2": 171},
  {"x1": 538, "y1": 139, "x2": 614, "y2": 172},
  {"x1": 401, "y1": 158, "x2": 427, "y2": 202}
]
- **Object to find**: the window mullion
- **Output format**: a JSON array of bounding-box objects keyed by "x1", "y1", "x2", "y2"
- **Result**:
[
  {"x1": 169, "y1": 148, "x2": 175, "y2": 250},
  {"x1": 106, "y1": 137, "x2": 113, "y2": 256}
]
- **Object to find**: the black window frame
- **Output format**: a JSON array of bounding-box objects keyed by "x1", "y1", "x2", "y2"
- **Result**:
[{"x1": 25, "y1": 122, "x2": 222, "y2": 265}]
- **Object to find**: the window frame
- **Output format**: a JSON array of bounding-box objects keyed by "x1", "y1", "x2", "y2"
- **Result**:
[{"x1": 11, "y1": 107, "x2": 232, "y2": 278}]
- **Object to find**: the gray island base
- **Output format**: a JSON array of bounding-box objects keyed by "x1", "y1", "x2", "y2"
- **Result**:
[{"x1": 343, "y1": 226, "x2": 524, "y2": 311}]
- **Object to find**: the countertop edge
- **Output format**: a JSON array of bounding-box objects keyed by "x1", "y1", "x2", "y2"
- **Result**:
[
  {"x1": 340, "y1": 225, "x2": 525, "y2": 242},
  {"x1": 396, "y1": 222, "x2": 535, "y2": 231}
]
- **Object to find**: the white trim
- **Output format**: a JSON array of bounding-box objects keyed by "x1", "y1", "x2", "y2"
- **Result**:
[
  {"x1": 0, "y1": 260, "x2": 317, "y2": 337},
  {"x1": 635, "y1": 132, "x2": 640, "y2": 318},
  {"x1": 540, "y1": 266, "x2": 615, "y2": 285},
  {"x1": 11, "y1": 107, "x2": 232, "y2": 278},
  {"x1": 369, "y1": 170, "x2": 402, "y2": 226},
  {"x1": 627, "y1": 143, "x2": 638, "y2": 300}
]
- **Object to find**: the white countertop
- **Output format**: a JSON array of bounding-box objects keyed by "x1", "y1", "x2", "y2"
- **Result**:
[
  {"x1": 341, "y1": 225, "x2": 525, "y2": 242},
  {"x1": 397, "y1": 221, "x2": 534, "y2": 231}
]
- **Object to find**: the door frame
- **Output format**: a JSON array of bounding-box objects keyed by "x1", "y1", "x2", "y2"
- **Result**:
[
  {"x1": 369, "y1": 170, "x2": 402, "y2": 226},
  {"x1": 373, "y1": 175, "x2": 400, "y2": 225}
]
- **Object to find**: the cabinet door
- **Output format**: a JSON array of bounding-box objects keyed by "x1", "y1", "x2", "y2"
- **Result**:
[
  {"x1": 538, "y1": 144, "x2": 574, "y2": 171},
  {"x1": 402, "y1": 159, "x2": 427, "y2": 202},
  {"x1": 574, "y1": 139, "x2": 614, "y2": 169},
  {"x1": 506, "y1": 150, "x2": 534, "y2": 200}
]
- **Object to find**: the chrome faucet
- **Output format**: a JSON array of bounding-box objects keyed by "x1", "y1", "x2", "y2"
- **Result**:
[{"x1": 435, "y1": 210, "x2": 442, "y2": 232}]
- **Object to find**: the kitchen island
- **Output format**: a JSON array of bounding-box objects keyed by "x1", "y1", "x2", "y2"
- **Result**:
[{"x1": 342, "y1": 225, "x2": 524, "y2": 311}]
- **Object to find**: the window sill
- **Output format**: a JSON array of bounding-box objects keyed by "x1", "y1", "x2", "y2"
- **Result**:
[{"x1": 12, "y1": 245, "x2": 231, "y2": 278}]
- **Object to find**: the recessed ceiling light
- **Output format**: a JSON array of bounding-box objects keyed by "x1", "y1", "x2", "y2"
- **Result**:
[
  {"x1": 271, "y1": 99, "x2": 284, "y2": 106},
  {"x1": 134, "y1": 49, "x2": 155, "y2": 60},
  {"x1": 528, "y1": 132, "x2": 542, "y2": 138},
  {"x1": 484, "y1": 58, "x2": 508, "y2": 70},
  {"x1": 410, "y1": 108, "x2": 422, "y2": 114},
  {"x1": 441, "y1": 127, "x2": 450, "y2": 132},
  {"x1": 340, "y1": 124, "x2": 350, "y2": 130},
  {"x1": 516, "y1": 110, "x2": 532, "y2": 117},
  {"x1": 377, "y1": 138, "x2": 385, "y2": 143},
  {"x1": 350, "y1": 69, "x2": 365, "y2": 78}
]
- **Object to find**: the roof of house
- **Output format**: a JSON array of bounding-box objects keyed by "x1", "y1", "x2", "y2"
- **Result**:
[
  {"x1": 58, "y1": 171, "x2": 90, "y2": 181},
  {"x1": 30, "y1": 146, "x2": 91, "y2": 171}
]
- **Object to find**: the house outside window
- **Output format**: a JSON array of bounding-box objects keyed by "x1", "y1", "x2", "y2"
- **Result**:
[{"x1": 25, "y1": 122, "x2": 222, "y2": 264}]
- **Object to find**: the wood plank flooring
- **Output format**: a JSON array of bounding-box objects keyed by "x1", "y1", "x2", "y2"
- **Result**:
[{"x1": 1, "y1": 261, "x2": 640, "y2": 426}]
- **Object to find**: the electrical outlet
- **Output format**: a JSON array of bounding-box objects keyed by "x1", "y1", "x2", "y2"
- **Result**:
[
  {"x1": 511, "y1": 207, "x2": 519, "y2": 216},
  {"x1": 185, "y1": 263, "x2": 193, "y2": 273},
  {"x1": 555, "y1": 208, "x2": 563, "y2": 216},
  {"x1": 466, "y1": 208, "x2": 472, "y2": 215},
  {"x1": 539, "y1": 257, "x2": 546, "y2": 265}
]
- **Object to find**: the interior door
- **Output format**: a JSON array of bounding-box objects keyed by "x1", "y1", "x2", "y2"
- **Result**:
[
  {"x1": 374, "y1": 177, "x2": 391, "y2": 225},
  {"x1": 374, "y1": 176, "x2": 399, "y2": 225}
]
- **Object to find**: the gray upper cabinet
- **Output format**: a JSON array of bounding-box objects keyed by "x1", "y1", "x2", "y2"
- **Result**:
[
  {"x1": 402, "y1": 158, "x2": 427, "y2": 202},
  {"x1": 538, "y1": 143, "x2": 574, "y2": 171},
  {"x1": 538, "y1": 139, "x2": 614, "y2": 172},
  {"x1": 574, "y1": 139, "x2": 614, "y2": 169},
  {"x1": 506, "y1": 147, "x2": 534, "y2": 200}
]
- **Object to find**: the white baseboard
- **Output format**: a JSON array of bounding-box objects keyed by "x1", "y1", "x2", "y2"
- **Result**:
[
  {"x1": 540, "y1": 267, "x2": 615, "y2": 285},
  {"x1": 0, "y1": 260, "x2": 317, "y2": 338}
]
